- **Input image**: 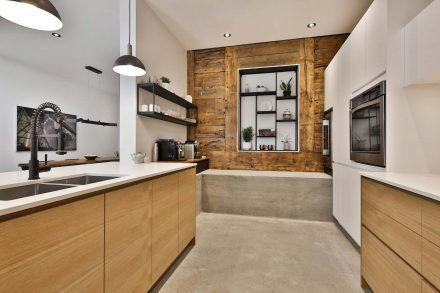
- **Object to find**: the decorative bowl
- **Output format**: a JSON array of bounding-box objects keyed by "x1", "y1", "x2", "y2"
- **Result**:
[{"x1": 84, "y1": 155, "x2": 98, "y2": 161}]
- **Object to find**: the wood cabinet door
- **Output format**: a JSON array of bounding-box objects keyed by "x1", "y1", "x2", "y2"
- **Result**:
[
  {"x1": 152, "y1": 173, "x2": 179, "y2": 283},
  {"x1": 105, "y1": 182, "x2": 153, "y2": 293},
  {"x1": 362, "y1": 227, "x2": 422, "y2": 293},
  {"x1": 0, "y1": 195, "x2": 105, "y2": 293},
  {"x1": 179, "y1": 167, "x2": 196, "y2": 252},
  {"x1": 422, "y1": 280, "x2": 439, "y2": 293}
]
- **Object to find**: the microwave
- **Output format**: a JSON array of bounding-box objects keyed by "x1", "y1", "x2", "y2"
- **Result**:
[{"x1": 350, "y1": 81, "x2": 386, "y2": 167}]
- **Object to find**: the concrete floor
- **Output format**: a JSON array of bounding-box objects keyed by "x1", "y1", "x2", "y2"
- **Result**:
[{"x1": 153, "y1": 213, "x2": 363, "y2": 293}]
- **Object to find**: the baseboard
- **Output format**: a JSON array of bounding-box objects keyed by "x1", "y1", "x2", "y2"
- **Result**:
[{"x1": 332, "y1": 216, "x2": 360, "y2": 252}]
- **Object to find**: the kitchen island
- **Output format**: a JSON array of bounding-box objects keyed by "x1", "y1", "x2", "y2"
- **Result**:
[{"x1": 0, "y1": 162, "x2": 197, "y2": 292}]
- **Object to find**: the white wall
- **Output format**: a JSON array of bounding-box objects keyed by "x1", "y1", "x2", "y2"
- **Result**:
[
  {"x1": 0, "y1": 57, "x2": 119, "y2": 172},
  {"x1": 135, "y1": 0, "x2": 188, "y2": 158}
]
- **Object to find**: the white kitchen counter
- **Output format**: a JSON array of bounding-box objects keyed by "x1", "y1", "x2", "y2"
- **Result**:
[
  {"x1": 362, "y1": 172, "x2": 440, "y2": 202},
  {"x1": 0, "y1": 162, "x2": 196, "y2": 217}
]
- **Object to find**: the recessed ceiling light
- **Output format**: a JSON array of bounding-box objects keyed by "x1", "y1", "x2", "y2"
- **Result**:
[
  {"x1": 224, "y1": 33, "x2": 231, "y2": 38},
  {"x1": 52, "y1": 32, "x2": 61, "y2": 37},
  {"x1": 307, "y1": 23, "x2": 317, "y2": 28}
]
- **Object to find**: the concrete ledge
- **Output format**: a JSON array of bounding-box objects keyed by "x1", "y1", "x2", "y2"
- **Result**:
[{"x1": 201, "y1": 170, "x2": 332, "y2": 222}]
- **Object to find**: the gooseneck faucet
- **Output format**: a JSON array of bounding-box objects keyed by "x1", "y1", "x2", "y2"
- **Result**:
[{"x1": 29, "y1": 102, "x2": 67, "y2": 180}]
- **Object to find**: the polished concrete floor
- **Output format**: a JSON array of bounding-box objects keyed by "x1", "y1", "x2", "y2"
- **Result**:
[{"x1": 153, "y1": 213, "x2": 363, "y2": 293}]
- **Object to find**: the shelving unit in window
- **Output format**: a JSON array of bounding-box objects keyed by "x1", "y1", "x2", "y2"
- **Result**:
[{"x1": 238, "y1": 65, "x2": 299, "y2": 152}]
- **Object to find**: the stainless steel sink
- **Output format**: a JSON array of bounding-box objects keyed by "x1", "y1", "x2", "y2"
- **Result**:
[
  {"x1": 47, "y1": 175, "x2": 121, "y2": 185},
  {"x1": 0, "y1": 183, "x2": 75, "y2": 201}
]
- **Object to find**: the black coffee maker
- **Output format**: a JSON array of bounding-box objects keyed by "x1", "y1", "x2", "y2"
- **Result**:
[{"x1": 157, "y1": 139, "x2": 184, "y2": 161}]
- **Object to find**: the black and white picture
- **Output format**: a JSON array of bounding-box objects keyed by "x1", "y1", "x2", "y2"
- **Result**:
[{"x1": 16, "y1": 106, "x2": 77, "y2": 152}]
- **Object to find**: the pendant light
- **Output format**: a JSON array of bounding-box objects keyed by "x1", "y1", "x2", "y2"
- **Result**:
[
  {"x1": 113, "y1": 0, "x2": 146, "y2": 77},
  {"x1": 0, "y1": 0, "x2": 62, "y2": 31}
]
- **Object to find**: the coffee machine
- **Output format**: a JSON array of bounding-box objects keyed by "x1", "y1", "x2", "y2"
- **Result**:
[
  {"x1": 157, "y1": 139, "x2": 185, "y2": 161},
  {"x1": 184, "y1": 140, "x2": 201, "y2": 159}
]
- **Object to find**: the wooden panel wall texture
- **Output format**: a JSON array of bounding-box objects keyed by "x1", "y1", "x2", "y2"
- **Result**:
[{"x1": 187, "y1": 35, "x2": 348, "y2": 171}]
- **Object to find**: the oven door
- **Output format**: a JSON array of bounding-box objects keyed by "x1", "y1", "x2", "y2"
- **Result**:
[{"x1": 350, "y1": 96, "x2": 385, "y2": 167}]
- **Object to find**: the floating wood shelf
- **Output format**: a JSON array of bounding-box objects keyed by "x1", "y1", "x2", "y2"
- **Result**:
[
  {"x1": 240, "y1": 91, "x2": 277, "y2": 97},
  {"x1": 257, "y1": 135, "x2": 276, "y2": 138},
  {"x1": 138, "y1": 83, "x2": 197, "y2": 109},
  {"x1": 138, "y1": 111, "x2": 197, "y2": 126}
]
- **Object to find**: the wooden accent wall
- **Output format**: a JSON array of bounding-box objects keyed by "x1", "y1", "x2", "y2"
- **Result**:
[{"x1": 187, "y1": 35, "x2": 347, "y2": 171}]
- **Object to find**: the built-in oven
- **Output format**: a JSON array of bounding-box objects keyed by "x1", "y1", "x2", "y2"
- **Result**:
[{"x1": 350, "y1": 81, "x2": 386, "y2": 167}]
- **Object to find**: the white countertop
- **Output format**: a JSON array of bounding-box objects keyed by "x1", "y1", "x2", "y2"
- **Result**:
[
  {"x1": 0, "y1": 162, "x2": 196, "y2": 217},
  {"x1": 361, "y1": 172, "x2": 440, "y2": 202}
]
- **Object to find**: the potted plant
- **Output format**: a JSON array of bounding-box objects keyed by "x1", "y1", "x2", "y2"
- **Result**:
[
  {"x1": 242, "y1": 126, "x2": 254, "y2": 150},
  {"x1": 256, "y1": 85, "x2": 268, "y2": 92},
  {"x1": 160, "y1": 76, "x2": 171, "y2": 89},
  {"x1": 280, "y1": 77, "x2": 293, "y2": 96},
  {"x1": 281, "y1": 134, "x2": 292, "y2": 150}
]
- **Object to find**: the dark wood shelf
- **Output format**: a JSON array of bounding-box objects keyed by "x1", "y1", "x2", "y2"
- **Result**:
[
  {"x1": 256, "y1": 111, "x2": 276, "y2": 114},
  {"x1": 257, "y1": 135, "x2": 276, "y2": 138},
  {"x1": 241, "y1": 91, "x2": 277, "y2": 97},
  {"x1": 276, "y1": 96, "x2": 297, "y2": 100},
  {"x1": 138, "y1": 111, "x2": 197, "y2": 126},
  {"x1": 276, "y1": 119, "x2": 297, "y2": 122},
  {"x1": 138, "y1": 83, "x2": 197, "y2": 109}
]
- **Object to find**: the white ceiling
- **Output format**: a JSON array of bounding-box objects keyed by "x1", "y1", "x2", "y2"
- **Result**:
[
  {"x1": 144, "y1": 0, "x2": 373, "y2": 50},
  {"x1": 0, "y1": 0, "x2": 120, "y2": 95}
]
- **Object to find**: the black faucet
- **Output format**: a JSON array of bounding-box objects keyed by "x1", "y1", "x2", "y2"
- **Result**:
[{"x1": 28, "y1": 102, "x2": 67, "y2": 180}]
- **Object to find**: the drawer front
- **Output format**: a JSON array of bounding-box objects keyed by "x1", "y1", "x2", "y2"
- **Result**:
[
  {"x1": 422, "y1": 280, "x2": 439, "y2": 293},
  {"x1": 423, "y1": 200, "x2": 440, "y2": 248},
  {"x1": 362, "y1": 200, "x2": 422, "y2": 272},
  {"x1": 423, "y1": 239, "x2": 440, "y2": 290},
  {"x1": 362, "y1": 177, "x2": 422, "y2": 234},
  {"x1": 362, "y1": 227, "x2": 422, "y2": 293}
]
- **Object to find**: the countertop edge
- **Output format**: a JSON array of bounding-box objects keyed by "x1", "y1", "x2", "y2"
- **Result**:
[
  {"x1": 0, "y1": 163, "x2": 197, "y2": 217},
  {"x1": 361, "y1": 172, "x2": 440, "y2": 203}
]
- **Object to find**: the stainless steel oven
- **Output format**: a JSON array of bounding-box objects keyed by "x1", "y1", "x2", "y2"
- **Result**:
[{"x1": 350, "y1": 81, "x2": 386, "y2": 167}]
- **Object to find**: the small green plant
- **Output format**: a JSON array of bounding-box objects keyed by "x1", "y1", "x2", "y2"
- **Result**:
[
  {"x1": 242, "y1": 126, "x2": 254, "y2": 142},
  {"x1": 160, "y1": 76, "x2": 171, "y2": 83},
  {"x1": 280, "y1": 77, "x2": 293, "y2": 92}
]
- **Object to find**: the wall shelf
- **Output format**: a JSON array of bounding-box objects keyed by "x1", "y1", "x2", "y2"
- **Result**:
[
  {"x1": 138, "y1": 83, "x2": 197, "y2": 109},
  {"x1": 276, "y1": 96, "x2": 297, "y2": 100},
  {"x1": 239, "y1": 65, "x2": 299, "y2": 151},
  {"x1": 137, "y1": 83, "x2": 198, "y2": 127},
  {"x1": 137, "y1": 112, "x2": 197, "y2": 126},
  {"x1": 241, "y1": 91, "x2": 277, "y2": 97}
]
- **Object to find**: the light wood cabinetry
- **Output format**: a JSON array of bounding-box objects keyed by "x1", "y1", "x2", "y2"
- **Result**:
[
  {"x1": 152, "y1": 173, "x2": 180, "y2": 283},
  {"x1": 178, "y1": 167, "x2": 196, "y2": 252},
  {"x1": 362, "y1": 227, "x2": 422, "y2": 293},
  {"x1": 0, "y1": 167, "x2": 196, "y2": 292},
  {"x1": 105, "y1": 182, "x2": 153, "y2": 293},
  {"x1": 423, "y1": 280, "x2": 440, "y2": 293},
  {"x1": 0, "y1": 195, "x2": 105, "y2": 293},
  {"x1": 362, "y1": 176, "x2": 440, "y2": 292}
]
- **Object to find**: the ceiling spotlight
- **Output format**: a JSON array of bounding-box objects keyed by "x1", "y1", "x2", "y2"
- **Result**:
[
  {"x1": 223, "y1": 33, "x2": 231, "y2": 38},
  {"x1": 52, "y1": 32, "x2": 61, "y2": 37},
  {"x1": 307, "y1": 23, "x2": 317, "y2": 28}
]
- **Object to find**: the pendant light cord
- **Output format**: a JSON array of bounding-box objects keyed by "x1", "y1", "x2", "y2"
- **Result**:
[{"x1": 128, "y1": 0, "x2": 131, "y2": 45}]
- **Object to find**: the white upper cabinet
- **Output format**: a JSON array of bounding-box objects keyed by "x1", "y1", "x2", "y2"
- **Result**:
[
  {"x1": 365, "y1": 0, "x2": 387, "y2": 83},
  {"x1": 350, "y1": 0, "x2": 387, "y2": 93},
  {"x1": 404, "y1": 0, "x2": 440, "y2": 86},
  {"x1": 350, "y1": 17, "x2": 366, "y2": 93}
]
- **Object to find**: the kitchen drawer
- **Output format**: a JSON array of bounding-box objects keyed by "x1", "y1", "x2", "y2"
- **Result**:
[
  {"x1": 362, "y1": 227, "x2": 422, "y2": 293},
  {"x1": 423, "y1": 239, "x2": 440, "y2": 290},
  {"x1": 423, "y1": 199, "x2": 440, "y2": 248},
  {"x1": 423, "y1": 280, "x2": 439, "y2": 293},
  {"x1": 362, "y1": 200, "x2": 422, "y2": 272},
  {"x1": 362, "y1": 177, "x2": 422, "y2": 234}
]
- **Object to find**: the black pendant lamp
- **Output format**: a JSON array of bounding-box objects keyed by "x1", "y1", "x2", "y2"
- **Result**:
[
  {"x1": 113, "y1": 0, "x2": 146, "y2": 77},
  {"x1": 0, "y1": 0, "x2": 62, "y2": 31}
]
